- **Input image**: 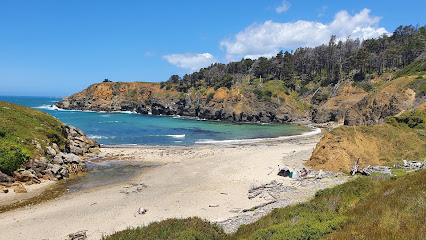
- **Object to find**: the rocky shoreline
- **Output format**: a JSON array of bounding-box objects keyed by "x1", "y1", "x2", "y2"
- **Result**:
[
  {"x1": 0, "y1": 125, "x2": 99, "y2": 195},
  {"x1": 54, "y1": 74, "x2": 424, "y2": 127},
  {"x1": 54, "y1": 82, "x2": 309, "y2": 123}
]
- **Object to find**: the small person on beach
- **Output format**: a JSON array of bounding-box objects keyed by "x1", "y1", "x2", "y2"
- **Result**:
[{"x1": 300, "y1": 168, "x2": 308, "y2": 177}]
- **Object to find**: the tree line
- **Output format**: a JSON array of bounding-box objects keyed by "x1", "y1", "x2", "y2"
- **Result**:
[{"x1": 162, "y1": 25, "x2": 425, "y2": 93}]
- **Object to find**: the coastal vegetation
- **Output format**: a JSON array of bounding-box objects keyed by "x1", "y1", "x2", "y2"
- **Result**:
[
  {"x1": 0, "y1": 101, "x2": 66, "y2": 174},
  {"x1": 161, "y1": 25, "x2": 425, "y2": 96},
  {"x1": 103, "y1": 169, "x2": 425, "y2": 240}
]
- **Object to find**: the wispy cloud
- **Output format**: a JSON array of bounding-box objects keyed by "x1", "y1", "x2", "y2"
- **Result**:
[
  {"x1": 163, "y1": 53, "x2": 216, "y2": 71},
  {"x1": 276, "y1": 0, "x2": 291, "y2": 13},
  {"x1": 220, "y1": 8, "x2": 388, "y2": 60},
  {"x1": 144, "y1": 51, "x2": 155, "y2": 57},
  {"x1": 317, "y1": 5, "x2": 328, "y2": 17}
]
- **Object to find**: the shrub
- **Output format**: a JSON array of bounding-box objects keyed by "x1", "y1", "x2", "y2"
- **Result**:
[
  {"x1": 253, "y1": 89, "x2": 263, "y2": 99},
  {"x1": 0, "y1": 142, "x2": 29, "y2": 174},
  {"x1": 206, "y1": 92, "x2": 215, "y2": 103}
]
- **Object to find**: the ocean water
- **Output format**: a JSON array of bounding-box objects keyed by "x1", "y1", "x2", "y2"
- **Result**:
[{"x1": 0, "y1": 96, "x2": 314, "y2": 146}]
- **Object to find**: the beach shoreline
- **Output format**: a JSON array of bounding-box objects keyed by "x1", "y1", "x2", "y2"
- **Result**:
[{"x1": 0, "y1": 130, "x2": 349, "y2": 240}]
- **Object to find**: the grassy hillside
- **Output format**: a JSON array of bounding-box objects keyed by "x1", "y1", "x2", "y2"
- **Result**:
[
  {"x1": 103, "y1": 169, "x2": 425, "y2": 240},
  {"x1": 0, "y1": 101, "x2": 66, "y2": 173},
  {"x1": 308, "y1": 109, "x2": 426, "y2": 172}
]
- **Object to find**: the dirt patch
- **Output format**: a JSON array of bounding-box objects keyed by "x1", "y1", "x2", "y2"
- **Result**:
[{"x1": 307, "y1": 124, "x2": 426, "y2": 172}]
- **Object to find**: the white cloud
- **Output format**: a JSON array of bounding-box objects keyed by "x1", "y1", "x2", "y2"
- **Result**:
[
  {"x1": 276, "y1": 0, "x2": 291, "y2": 13},
  {"x1": 220, "y1": 8, "x2": 388, "y2": 60},
  {"x1": 163, "y1": 53, "x2": 216, "y2": 71}
]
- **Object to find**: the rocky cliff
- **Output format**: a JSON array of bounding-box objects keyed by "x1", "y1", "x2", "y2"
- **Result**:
[
  {"x1": 344, "y1": 75, "x2": 425, "y2": 126},
  {"x1": 311, "y1": 81, "x2": 367, "y2": 123},
  {"x1": 55, "y1": 81, "x2": 310, "y2": 123},
  {"x1": 1, "y1": 125, "x2": 99, "y2": 186},
  {"x1": 0, "y1": 101, "x2": 99, "y2": 192}
]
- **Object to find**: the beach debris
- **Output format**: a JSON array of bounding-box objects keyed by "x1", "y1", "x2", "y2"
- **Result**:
[
  {"x1": 362, "y1": 165, "x2": 392, "y2": 176},
  {"x1": 349, "y1": 159, "x2": 371, "y2": 176},
  {"x1": 137, "y1": 207, "x2": 147, "y2": 214},
  {"x1": 209, "y1": 204, "x2": 219, "y2": 207},
  {"x1": 394, "y1": 160, "x2": 425, "y2": 169},
  {"x1": 120, "y1": 183, "x2": 147, "y2": 194},
  {"x1": 68, "y1": 230, "x2": 87, "y2": 240},
  {"x1": 242, "y1": 200, "x2": 276, "y2": 212},
  {"x1": 315, "y1": 169, "x2": 325, "y2": 179},
  {"x1": 350, "y1": 158, "x2": 360, "y2": 175},
  {"x1": 248, "y1": 180, "x2": 291, "y2": 200}
]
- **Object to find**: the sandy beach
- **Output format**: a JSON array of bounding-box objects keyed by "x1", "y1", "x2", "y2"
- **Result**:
[{"x1": 0, "y1": 134, "x2": 348, "y2": 240}]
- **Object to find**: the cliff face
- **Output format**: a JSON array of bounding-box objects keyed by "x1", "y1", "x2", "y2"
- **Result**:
[
  {"x1": 344, "y1": 76, "x2": 424, "y2": 126},
  {"x1": 311, "y1": 82, "x2": 367, "y2": 123},
  {"x1": 56, "y1": 82, "x2": 309, "y2": 123}
]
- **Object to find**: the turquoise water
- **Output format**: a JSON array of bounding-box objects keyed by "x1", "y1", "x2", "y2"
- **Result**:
[{"x1": 0, "y1": 96, "x2": 312, "y2": 146}]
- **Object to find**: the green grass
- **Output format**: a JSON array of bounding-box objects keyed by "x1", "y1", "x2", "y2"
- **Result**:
[
  {"x1": 102, "y1": 170, "x2": 426, "y2": 240},
  {"x1": 327, "y1": 169, "x2": 426, "y2": 239},
  {"x1": 393, "y1": 58, "x2": 426, "y2": 79},
  {"x1": 102, "y1": 217, "x2": 225, "y2": 240},
  {"x1": 0, "y1": 101, "x2": 67, "y2": 173}
]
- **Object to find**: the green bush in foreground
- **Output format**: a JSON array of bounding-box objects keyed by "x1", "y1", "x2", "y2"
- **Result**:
[
  {"x1": 103, "y1": 217, "x2": 225, "y2": 240},
  {"x1": 0, "y1": 141, "x2": 29, "y2": 174}
]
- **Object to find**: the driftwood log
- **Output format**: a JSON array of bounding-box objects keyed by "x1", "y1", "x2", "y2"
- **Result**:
[{"x1": 350, "y1": 158, "x2": 360, "y2": 175}]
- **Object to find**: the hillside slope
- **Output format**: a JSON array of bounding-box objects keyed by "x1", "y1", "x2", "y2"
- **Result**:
[
  {"x1": 0, "y1": 101, "x2": 98, "y2": 183},
  {"x1": 308, "y1": 108, "x2": 426, "y2": 172}
]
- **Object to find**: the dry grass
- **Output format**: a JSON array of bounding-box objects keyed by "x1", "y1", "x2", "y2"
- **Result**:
[{"x1": 308, "y1": 121, "x2": 426, "y2": 172}]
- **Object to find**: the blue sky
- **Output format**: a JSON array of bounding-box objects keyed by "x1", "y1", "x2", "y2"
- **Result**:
[{"x1": 0, "y1": 0, "x2": 424, "y2": 96}]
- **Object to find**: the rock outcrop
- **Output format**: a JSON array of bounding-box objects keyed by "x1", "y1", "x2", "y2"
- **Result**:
[
  {"x1": 55, "y1": 82, "x2": 309, "y2": 123},
  {"x1": 344, "y1": 76, "x2": 422, "y2": 126},
  {"x1": 1, "y1": 125, "x2": 98, "y2": 184},
  {"x1": 63, "y1": 125, "x2": 99, "y2": 156},
  {"x1": 311, "y1": 82, "x2": 367, "y2": 123}
]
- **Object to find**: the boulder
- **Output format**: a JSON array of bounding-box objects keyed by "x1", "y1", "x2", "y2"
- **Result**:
[
  {"x1": 13, "y1": 183, "x2": 27, "y2": 193},
  {"x1": 52, "y1": 143, "x2": 60, "y2": 152},
  {"x1": 0, "y1": 170, "x2": 14, "y2": 183},
  {"x1": 53, "y1": 155, "x2": 64, "y2": 165},
  {"x1": 45, "y1": 146, "x2": 57, "y2": 158},
  {"x1": 13, "y1": 169, "x2": 38, "y2": 182},
  {"x1": 50, "y1": 164, "x2": 62, "y2": 175},
  {"x1": 63, "y1": 125, "x2": 100, "y2": 156},
  {"x1": 63, "y1": 154, "x2": 81, "y2": 164},
  {"x1": 69, "y1": 145, "x2": 84, "y2": 155}
]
